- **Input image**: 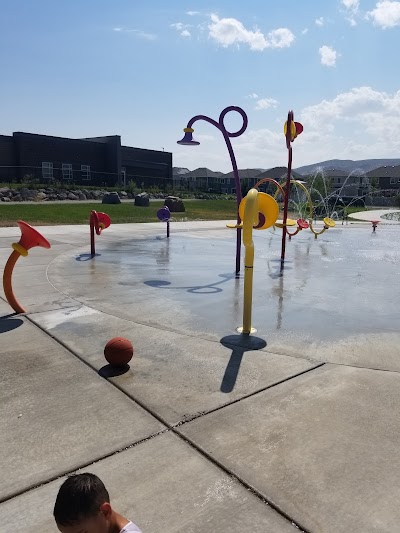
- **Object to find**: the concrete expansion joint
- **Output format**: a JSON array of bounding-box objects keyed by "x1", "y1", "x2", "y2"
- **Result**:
[
  {"x1": 174, "y1": 431, "x2": 310, "y2": 533},
  {"x1": 173, "y1": 362, "x2": 326, "y2": 429},
  {"x1": 0, "y1": 428, "x2": 171, "y2": 506}
]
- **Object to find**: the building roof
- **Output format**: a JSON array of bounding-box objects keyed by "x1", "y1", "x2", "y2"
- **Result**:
[
  {"x1": 222, "y1": 168, "x2": 266, "y2": 180},
  {"x1": 254, "y1": 166, "x2": 302, "y2": 181},
  {"x1": 186, "y1": 167, "x2": 224, "y2": 178},
  {"x1": 366, "y1": 165, "x2": 400, "y2": 178}
]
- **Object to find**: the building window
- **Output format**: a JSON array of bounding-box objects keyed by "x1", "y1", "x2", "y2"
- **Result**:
[
  {"x1": 121, "y1": 167, "x2": 126, "y2": 187},
  {"x1": 42, "y1": 162, "x2": 53, "y2": 180},
  {"x1": 62, "y1": 163, "x2": 73, "y2": 181},
  {"x1": 81, "y1": 164, "x2": 91, "y2": 181},
  {"x1": 390, "y1": 177, "x2": 396, "y2": 184},
  {"x1": 231, "y1": 188, "x2": 236, "y2": 194}
]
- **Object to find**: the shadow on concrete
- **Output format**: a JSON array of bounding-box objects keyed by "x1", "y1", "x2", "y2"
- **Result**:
[
  {"x1": 220, "y1": 335, "x2": 267, "y2": 393},
  {"x1": 98, "y1": 363, "x2": 130, "y2": 378},
  {"x1": 144, "y1": 273, "x2": 235, "y2": 294},
  {"x1": 0, "y1": 315, "x2": 24, "y2": 333},
  {"x1": 76, "y1": 253, "x2": 101, "y2": 262}
]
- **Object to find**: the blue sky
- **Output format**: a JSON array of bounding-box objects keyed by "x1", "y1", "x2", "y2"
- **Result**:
[{"x1": 1, "y1": 0, "x2": 400, "y2": 171}]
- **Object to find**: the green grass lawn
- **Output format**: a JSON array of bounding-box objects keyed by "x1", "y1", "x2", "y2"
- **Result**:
[
  {"x1": 0, "y1": 200, "x2": 238, "y2": 227},
  {"x1": 0, "y1": 200, "x2": 379, "y2": 227}
]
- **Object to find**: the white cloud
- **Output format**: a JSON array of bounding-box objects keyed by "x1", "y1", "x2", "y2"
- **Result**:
[
  {"x1": 315, "y1": 17, "x2": 325, "y2": 26},
  {"x1": 187, "y1": 11, "x2": 200, "y2": 16},
  {"x1": 171, "y1": 22, "x2": 192, "y2": 38},
  {"x1": 113, "y1": 28, "x2": 157, "y2": 40},
  {"x1": 341, "y1": 0, "x2": 359, "y2": 8},
  {"x1": 171, "y1": 22, "x2": 186, "y2": 31},
  {"x1": 367, "y1": 1, "x2": 400, "y2": 28},
  {"x1": 298, "y1": 86, "x2": 400, "y2": 162},
  {"x1": 302, "y1": 28, "x2": 309, "y2": 34},
  {"x1": 208, "y1": 14, "x2": 295, "y2": 51},
  {"x1": 267, "y1": 28, "x2": 295, "y2": 48},
  {"x1": 175, "y1": 86, "x2": 400, "y2": 171},
  {"x1": 319, "y1": 45, "x2": 338, "y2": 66},
  {"x1": 341, "y1": 0, "x2": 360, "y2": 25},
  {"x1": 246, "y1": 93, "x2": 259, "y2": 99},
  {"x1": 255, "y1": 98, "x2": 278, "y2": 110}
]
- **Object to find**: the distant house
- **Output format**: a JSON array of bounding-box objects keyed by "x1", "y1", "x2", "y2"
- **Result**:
[
  {"x1": 171, "y1": 166, "x2": 305, "y2": 194},
  {"x1": 366, "y1": 165, "x2": 400, "y2": 194},
  {"x1": 0, "y1": 132, "x2": 172, "y2": 188},
  {"x1": 220, "y1": 169, "x2": 266, "y2": 194},
  {"x1": 308, "y1": 168, "x2": 370, "y2": 198}
]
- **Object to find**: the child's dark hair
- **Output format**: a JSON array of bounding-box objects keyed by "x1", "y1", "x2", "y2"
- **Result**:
[{"x1": 53, "y1": 473, "x2": 110, "y2": 526}]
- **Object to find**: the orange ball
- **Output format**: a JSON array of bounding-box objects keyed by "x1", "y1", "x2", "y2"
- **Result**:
[{"x1": 104, "y1": 337, "x2": 134, "y2": 367}]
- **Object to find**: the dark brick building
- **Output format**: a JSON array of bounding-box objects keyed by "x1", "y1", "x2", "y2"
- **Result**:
[{"x1": 0, "y1": 132, "x2": 172, "y2": 188}]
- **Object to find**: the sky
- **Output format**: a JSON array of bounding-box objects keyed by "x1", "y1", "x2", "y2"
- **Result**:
[{"x1": 1, "y1": 0, "x2": 400, "y2": 171}]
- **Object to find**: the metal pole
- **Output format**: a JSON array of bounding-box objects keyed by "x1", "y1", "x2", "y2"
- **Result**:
[
  {"x1": 280, "y1": 111, "x2": 294, "y2": 271},
  {"x1": 187, "y1": 107, "x2": 248, "y2": 276},
  {"x1": 90, "y1": 219, "x2": 95, "y2": 256}
]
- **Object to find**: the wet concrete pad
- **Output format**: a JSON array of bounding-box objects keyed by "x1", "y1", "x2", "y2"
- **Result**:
[
  {"x1": 29, "y1": 305, "x2": 318, "y2": 425},
  {"x1": 45, "y1": 227, "x2": 400, "y2": 371},
  {"x1": 179, "y1": 364, "x2": 400, "y2": 533}
]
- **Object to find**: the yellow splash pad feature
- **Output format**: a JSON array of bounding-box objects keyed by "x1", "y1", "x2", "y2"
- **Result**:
[{"x1": 238, "y1": 192, "x2": 279, "y2": 230}]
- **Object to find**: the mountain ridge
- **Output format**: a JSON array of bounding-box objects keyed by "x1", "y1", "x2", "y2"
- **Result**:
[
  {"x1": 295, "y1": 159, "x2": 400, "y2": 176},
  {"x1": 174, "y1": 159, "x2": 400, "y2": 177}
]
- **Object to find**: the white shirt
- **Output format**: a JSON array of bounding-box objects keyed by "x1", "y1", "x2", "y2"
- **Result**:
[{"x1": 120, "y1": 521, "x2": 142, "y2": 532}]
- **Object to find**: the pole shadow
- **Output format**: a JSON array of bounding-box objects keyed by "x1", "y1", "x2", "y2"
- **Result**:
[
  {"x1": 144, "y1": 273, "x2": 236, "y2": 294},
  {"x1": 0, "y1": 315, "x2": 24, "y2": 333},
  {"x1": 220, "y1": 334, "x2": 267, "y2": 393},
  {"x1": 98, "y1": 363, "x2": 130, "y2": 378},
  {"x1": 76, "y1": 253, "x2": 101, "y2": 262}
]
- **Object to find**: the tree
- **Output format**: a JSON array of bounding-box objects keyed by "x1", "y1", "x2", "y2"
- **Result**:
[
  {"x1": 369, "y1": 176, "x2": 380, "y2": 192},
  {"x1": 306, "y1": 174, "x2": 333, "y2": 201},
  {"x1": 241, "y1": 178, "x2": 251, "y2": 198}
]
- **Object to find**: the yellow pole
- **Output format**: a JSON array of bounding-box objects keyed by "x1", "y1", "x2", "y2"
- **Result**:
[{"x1": 241, "y1": 188, "x2": 258, "y2": 335}]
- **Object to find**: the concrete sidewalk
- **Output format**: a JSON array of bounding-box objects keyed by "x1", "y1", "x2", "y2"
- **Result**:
[
  {"x1": 1, "y1": 220, "x2": 400, "y2": 532},
  {"x1": 348, "y1": 208, "x2": 400, "y2": 224}
]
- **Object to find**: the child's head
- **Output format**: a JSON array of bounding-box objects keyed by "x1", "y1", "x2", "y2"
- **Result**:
[{"x1": 54, "y1": 473, "x2": 113, "y2": 533}]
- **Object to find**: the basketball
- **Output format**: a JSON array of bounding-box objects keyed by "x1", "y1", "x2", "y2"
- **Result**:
[{"x1": 104, "y1": 337, "x2": 134, "y2": 367}]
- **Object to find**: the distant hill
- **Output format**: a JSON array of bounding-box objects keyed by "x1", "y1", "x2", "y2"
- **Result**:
[{"x1": 295, "y1": 159, "x2": 400, "y2": 176}]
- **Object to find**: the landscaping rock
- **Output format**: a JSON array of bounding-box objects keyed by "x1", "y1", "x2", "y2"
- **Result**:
[
  {"x1": 164, "y1": 195, "x2": 185, "y2": 213},
  {"x1": 102, "y1": 192, "x2": 121, "y2": 204},
  {"x1": 57, "y1": 193, "x2": 68, "y2": 200},
  {"x1": 67, "y1": 192, "x2": 78, "y2": 200},
  {"x1": 134, "y1": 192, "x2": 150, "y2": 207},
  {"x1": 20, "y1": 188, "x2": 36, "y2": 199},
  {"x1": 119, "y1": 191, "x2": 128, "y2": 197},
  {"x1": 1, "y1": 196, "x2": 11, "y2": 202},
  {"x1": 36, "y1": 192, "x2": 47, "y2": 201},
  {"x1": 77, "y1": 191, "x2": 87, "y2": 201}
]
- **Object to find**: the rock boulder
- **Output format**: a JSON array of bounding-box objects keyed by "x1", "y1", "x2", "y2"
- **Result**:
[
  {"x1": 134, "y1": 192, "x2": 150, "y2": 207},
  {"x1": 102, "y1": 192, "x2": 121, "y2": 204},
  {"x1": 164, "y1": 196, "x2": 185, "y2": 213}
]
